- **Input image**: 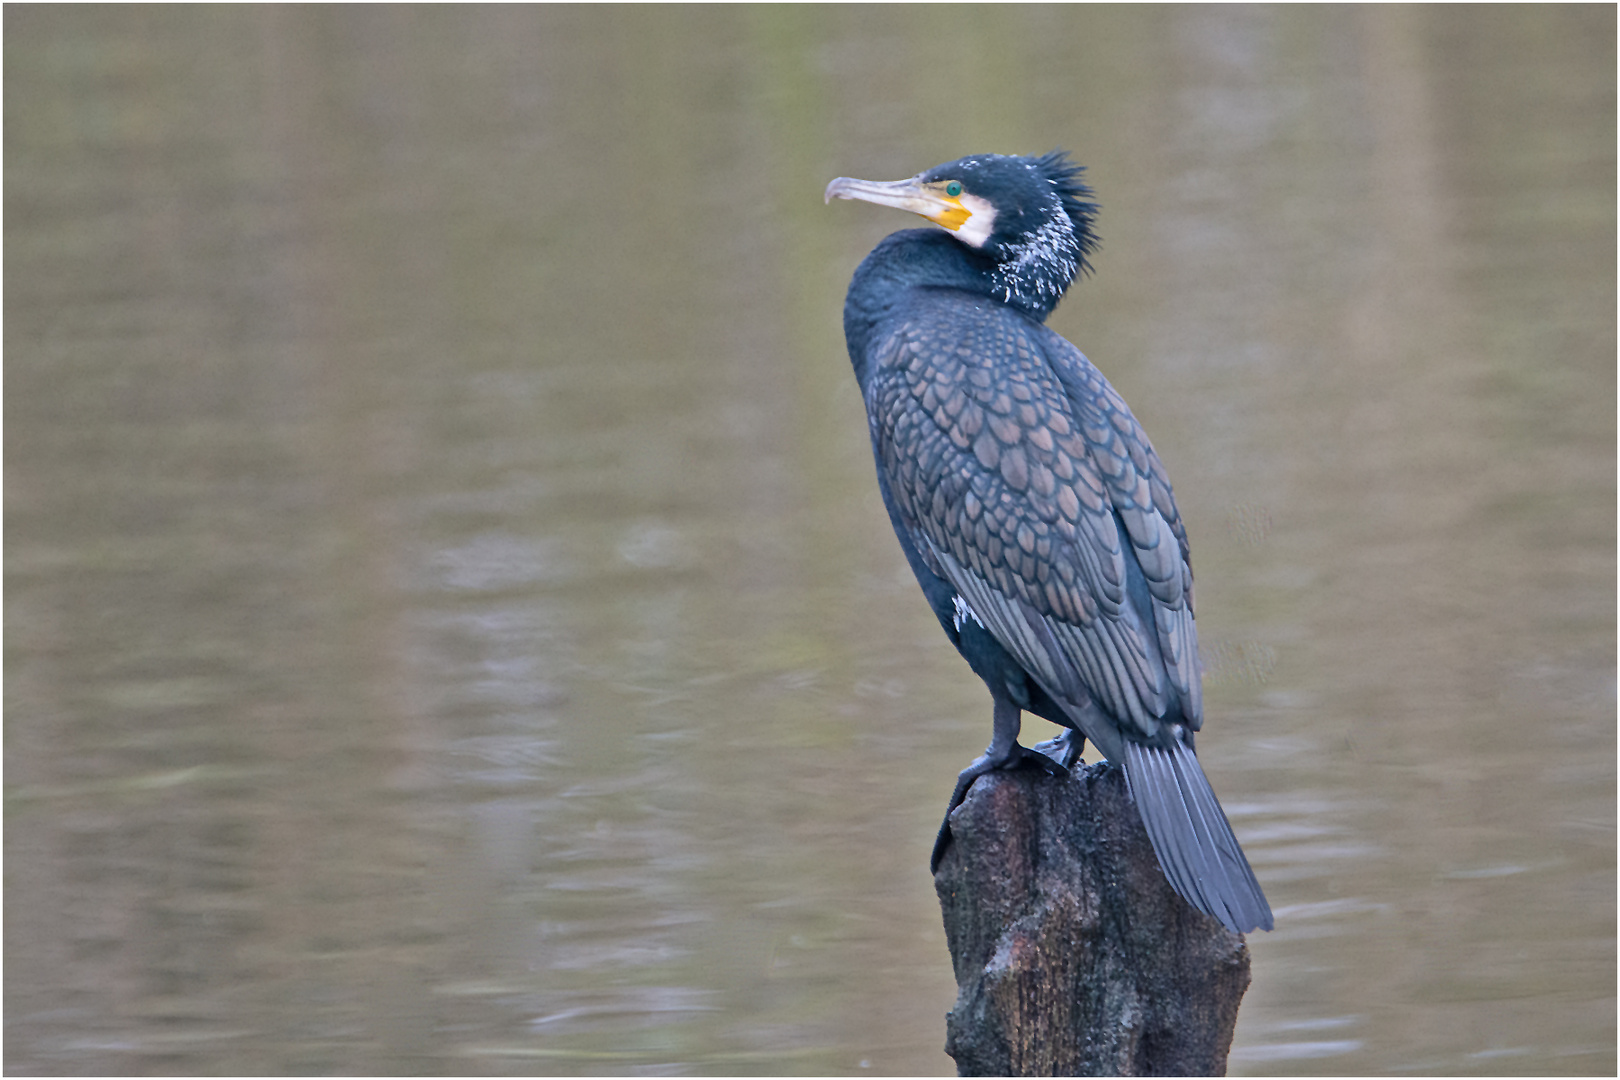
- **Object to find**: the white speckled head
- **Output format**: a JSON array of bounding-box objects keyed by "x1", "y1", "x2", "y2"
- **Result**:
[
  {"x1": 917, "y1": 151, "x2": 1100, "y2": 310},
  {"x1": 826, "y1": 150, "x2": 1100, "y2": 317}
]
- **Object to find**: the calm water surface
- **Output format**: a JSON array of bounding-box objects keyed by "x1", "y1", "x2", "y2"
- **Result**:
[{"x1": 6, "y1": 6, "x2": 1614, "y2": 1075}]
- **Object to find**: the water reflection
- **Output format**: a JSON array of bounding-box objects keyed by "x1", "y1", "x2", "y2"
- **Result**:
[{"x1": 7, "y1": 5, "x2": 1614, "y2": 1075}]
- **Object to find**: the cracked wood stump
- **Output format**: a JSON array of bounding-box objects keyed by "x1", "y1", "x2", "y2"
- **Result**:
[{"x1": 933, "y1": 761, "x2": 1252, "y2": 1076}]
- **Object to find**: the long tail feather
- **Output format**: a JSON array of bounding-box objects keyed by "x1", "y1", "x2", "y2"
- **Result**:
[{"x1": 1122, "y1": 740, "x2": 1272, "y2": 934}]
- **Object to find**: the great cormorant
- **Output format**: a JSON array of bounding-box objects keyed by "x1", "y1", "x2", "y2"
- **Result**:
[{"x1": 826, "y1": 151, "x2": 1272, "y2": 935}]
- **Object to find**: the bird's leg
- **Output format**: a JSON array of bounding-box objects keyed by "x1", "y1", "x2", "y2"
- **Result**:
[
  {"x1": 1033, "y1": 728, "x2": 1087, "y2": 770},
  {"x1": 931, "y1": 697, "x2": 1067, "y2": 872}
]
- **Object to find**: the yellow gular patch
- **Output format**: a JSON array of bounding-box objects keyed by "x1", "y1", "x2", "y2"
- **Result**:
[{"x1": 932, "y1": 198, "x2": 972, "y2": 232}]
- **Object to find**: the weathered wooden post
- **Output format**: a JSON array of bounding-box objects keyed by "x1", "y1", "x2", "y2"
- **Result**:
[{"x1": 934, "y1": 762, "x2": 1253, "y2": 1076}]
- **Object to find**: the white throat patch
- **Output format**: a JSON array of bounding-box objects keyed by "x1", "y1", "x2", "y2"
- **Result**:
[{"x1": 954, "y1": 194, "x2": 997, "y2": 249}]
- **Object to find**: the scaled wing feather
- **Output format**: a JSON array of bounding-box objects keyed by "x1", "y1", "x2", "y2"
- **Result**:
[{"x1": 866, "y1": 299, "x2": 1200, "y2": 738}]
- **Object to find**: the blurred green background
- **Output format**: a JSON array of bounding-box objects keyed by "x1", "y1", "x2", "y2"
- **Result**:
[{"x1": 6, "y1": 6, "x2": 1614, "y2": 1075}]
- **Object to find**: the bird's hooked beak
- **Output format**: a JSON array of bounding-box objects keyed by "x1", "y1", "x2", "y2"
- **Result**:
[{"x1": 824, "y1": 173, "x2": 973, "y2": 234}]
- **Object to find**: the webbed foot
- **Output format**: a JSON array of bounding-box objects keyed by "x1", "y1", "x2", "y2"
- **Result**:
[
  {"x1": 929, "y1": 742, "x2": 1068, "y2": 873},
  {"x1": 1032, "y1": 728, "x2": 1087, "y2": 770}
]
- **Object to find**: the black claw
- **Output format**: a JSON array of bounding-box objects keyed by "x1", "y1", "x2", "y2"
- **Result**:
[{"x1": 930, "y1": 814, "x2": 953, "y2": 874}]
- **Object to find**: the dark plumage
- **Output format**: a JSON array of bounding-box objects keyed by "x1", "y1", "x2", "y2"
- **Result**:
[{"x1": 826, "y1": 151, "x2": 1272, "y2": 935}]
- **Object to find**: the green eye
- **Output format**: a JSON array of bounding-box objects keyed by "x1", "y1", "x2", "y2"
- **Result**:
[{"x1": 945, "y1": 181, "x2": 963, "y2": 197}]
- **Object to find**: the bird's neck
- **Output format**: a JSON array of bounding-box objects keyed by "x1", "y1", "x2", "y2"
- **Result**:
[
  {"x1": 842, "y1": 229, "x2": 1067, "y2": 386},
  {"x1": 985, "y1": 214, "x2": 1083, "y2": 315}
]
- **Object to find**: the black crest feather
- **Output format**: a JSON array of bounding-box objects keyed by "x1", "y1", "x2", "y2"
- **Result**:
[{"x1": 1033, "y1": 149, "x2": 1101, "y2": 277}]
